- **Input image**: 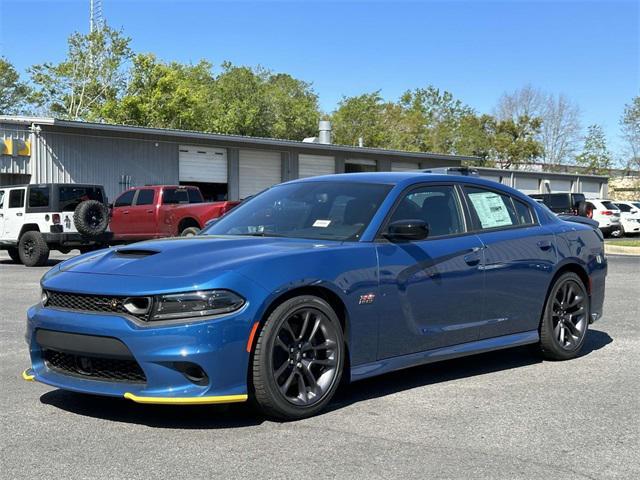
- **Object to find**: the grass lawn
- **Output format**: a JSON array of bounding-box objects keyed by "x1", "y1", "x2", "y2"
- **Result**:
[{"x1": 607, "y1": 239, "x2": 640, "y2": 247}]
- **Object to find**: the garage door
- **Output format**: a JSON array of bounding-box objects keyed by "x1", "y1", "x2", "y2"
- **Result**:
[
  {"x1": 299, "y1": 154, "x2": 335, "y2": 178},
  {"x1": 549, "y1": 179, "x2": 573, "y2": 192},
  {"x1": 514, "y1": 177, "x2": 540, "y2": 194},
  {"x1": 581, "y1": 181, "x2": 602, "y2": 199},
  {"x1": 179, "y1": 146, "x2": 227, "y2": 183},
  {"x1": 345, "y1": 158, "x2": 377, "y2": 173},
  {"x1": 239, "y1": 150, "x2": 282, "y2": 198},
  {"x1": 391, "y1": 161, "x2": 419, "y2": 172}
]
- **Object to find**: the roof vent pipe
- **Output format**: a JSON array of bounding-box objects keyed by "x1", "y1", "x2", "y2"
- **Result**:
[
  {"x1": 318, "y1": 120, "x2": 332, "y2": 144},
  {"x1": 358, "y1": 137, "x2": 364, "y2": 148}
]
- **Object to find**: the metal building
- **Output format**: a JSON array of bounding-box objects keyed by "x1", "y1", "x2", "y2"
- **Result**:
[
  {"x1": 1, "y1": 115, "x2": 609, "y2": 201},
  {"x1": 0, "y1": 116, "x2": 472, "y2": 201}
]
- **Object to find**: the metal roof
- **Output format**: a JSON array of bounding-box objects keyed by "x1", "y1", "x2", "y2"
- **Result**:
[
  {"x1": 474, "y1": 166, "x2": 608, "y2": 180},
  {"x1": 0, "y1": 115, "x2": 476, "y2": 163}
]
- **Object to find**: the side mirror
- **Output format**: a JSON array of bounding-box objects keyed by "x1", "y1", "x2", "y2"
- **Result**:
[{"x1": 384, "y1": 219, "x2": 429, "y2": 241}]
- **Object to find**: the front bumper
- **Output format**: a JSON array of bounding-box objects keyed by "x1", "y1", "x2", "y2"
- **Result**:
[{"x1": 25, "y1": 303, "x2": 255, "y2": 404}]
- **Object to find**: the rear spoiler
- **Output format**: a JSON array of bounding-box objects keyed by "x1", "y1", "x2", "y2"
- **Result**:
[{"x1": 557, "y1": 215, "x2": 599, "y2": 229}]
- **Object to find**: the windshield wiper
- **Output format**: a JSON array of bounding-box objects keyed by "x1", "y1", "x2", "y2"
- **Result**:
[{"x1": 237, "y1": 232, "x2": 284, "y2": 237}]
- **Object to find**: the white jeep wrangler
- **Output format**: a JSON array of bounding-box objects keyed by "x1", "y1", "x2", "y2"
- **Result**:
[{"x1": 0, "y1": 183, "x2": 112, "y2": 266}]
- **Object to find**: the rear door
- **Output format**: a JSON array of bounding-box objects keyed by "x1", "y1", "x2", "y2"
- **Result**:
[
  {"x1": 375, "y1": 183, "x2": 487, "y2": 358},
  {"x1": 109, "y1": 190, "x2": 136, "y2": 238},
  {"x1": 462, "y1": 185, "x2": 556, "y2": 339},
  {"x1": 3, "y1": 188, "x2": 26, "y2": 240}
]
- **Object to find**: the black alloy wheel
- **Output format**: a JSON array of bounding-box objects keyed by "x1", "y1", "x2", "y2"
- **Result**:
[
  {"x1": 251, "y1": 295, "x2": 344, "y2": 420},
  {"x1": 539, "y1": 272, "x2": 589, "y2": 360}
]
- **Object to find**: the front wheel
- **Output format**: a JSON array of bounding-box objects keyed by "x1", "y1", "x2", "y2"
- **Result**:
[
  {"x1": 251, "y1": 295, "x2": 344, "y2": 420},
  {"x1": 539, "y1": 272, "x2": 589, "y2": 360},
  {"x1": 180, "y1": 227, "x2": 200, "y2": 237}
]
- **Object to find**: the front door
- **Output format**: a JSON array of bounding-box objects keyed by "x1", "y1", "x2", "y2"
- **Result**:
[
  {"x1": 376, "y1": 184, "x2": 486, "y2": 358},
  {"x1": 109, "y1": 189, "x2": 136, "y2": 239}
]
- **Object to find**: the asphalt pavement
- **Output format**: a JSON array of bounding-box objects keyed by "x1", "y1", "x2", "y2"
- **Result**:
[{"x1": 1, "y1": 252, "x2": 638, "y2": 479}]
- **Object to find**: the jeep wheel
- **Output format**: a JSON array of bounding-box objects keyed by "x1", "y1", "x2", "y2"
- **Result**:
[
  {"x1": 74, "y1": 200, "x2": 109, "y2": 236},
  {"x1": 7, "y1": 247, "x2": 21, "y2": 264},
  {"x1": 19, "y1": 231, "x2": 50, "y2": 267}
]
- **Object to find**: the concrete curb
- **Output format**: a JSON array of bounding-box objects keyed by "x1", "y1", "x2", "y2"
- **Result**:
[{"x1": 605, "y1": 244, "x2": 640, "y2": 256}]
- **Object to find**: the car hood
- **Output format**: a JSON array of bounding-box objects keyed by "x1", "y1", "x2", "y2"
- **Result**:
[{"x1": 57, "y1": 236, "x2": 339, "y2": 279}]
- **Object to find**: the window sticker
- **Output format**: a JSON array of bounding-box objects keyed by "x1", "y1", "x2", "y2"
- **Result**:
[
  {"x1": 312, "y1": 219, "x2": 331, "y2": 228},
  {"x1": 468, "y1": 192, "x2": 513, "y2": 228}
]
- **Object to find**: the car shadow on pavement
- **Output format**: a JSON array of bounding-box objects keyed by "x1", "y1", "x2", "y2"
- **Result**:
[
  {"x1": 0, "y1": 259, "x2": 63, "y2": 267},
  {"x1": 39, "y1": 329, "x2": 612, "y2": 426}
]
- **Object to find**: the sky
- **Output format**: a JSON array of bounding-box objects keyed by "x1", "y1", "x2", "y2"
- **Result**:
[{"x1": 0, "y1": 0, "x2": 638, "y2": 157}]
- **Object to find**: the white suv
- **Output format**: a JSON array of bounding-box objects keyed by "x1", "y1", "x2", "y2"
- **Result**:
[
  {"x1": 585, "y1": 199, "x2": 623, "y2": 238},
  {"x1": 613, "y1": 201, "x2": 640, "y2": 236},
  {"x1": 0, "y1": 183, "x2": 112, "y2": 266}
]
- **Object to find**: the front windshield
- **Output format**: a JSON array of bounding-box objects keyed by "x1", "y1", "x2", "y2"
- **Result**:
[{"x1": 202, "y1": 181, "x2": 392, "y2": 241}]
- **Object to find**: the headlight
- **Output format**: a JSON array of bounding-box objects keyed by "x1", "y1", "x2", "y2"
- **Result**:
[
  {"x1": 41, "y1": 289, "x2": 49, "y2": 306},
  {"x1": 149, "y1": 290, "x2": 245, "y2": 321}
]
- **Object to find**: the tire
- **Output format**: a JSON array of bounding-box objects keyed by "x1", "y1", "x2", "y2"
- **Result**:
[
  {"x1": 19, "y1": 231, "x2": 50, "y2": 267},
  {"x1": 610, "y1": 226, "x2": 624, "y2": 238},
  {"x1": 7, "y1": 247, "x2": 21, "y2": 263},
  {"x1": 539, "y1": 272, "x2": 589, "y2": 360},
  {"x1": 180, "y1": 226, "x2": 200, "y2": 237},
  {"x1": 73, "y1": 200, "x2": 109, "y2": 236},
  {"x1": 251, "y1": 295, "x2": 345, "y2": 420}
]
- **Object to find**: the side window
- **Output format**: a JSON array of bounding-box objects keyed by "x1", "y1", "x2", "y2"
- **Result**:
[
  {"x1": 465, "y1": 187, "x2": 517, "y2": 230},
  {"x1": 389, "y1": 185, "x2": 465, "y2": 237},
  {"x1": 114, "y1": 190, "x2": 135, "y2": 207},
  {"x1": 0, "y1": 190, "x2": 5, "y2": 209},
  {"x1": 512, "y1": 198, "x2": 535, "y2": 225},
  {"x1": 615, "y1": 203, "x2": 631, "y2": 212},
  {"x1": 187, "y1": 188, "x2": 204, "y2": 204},
  {"x1": 135, "y1": 189, "x2": 155, "y2": 206},
  {"x1": 28, "y1": 186, "x2": 50, "y2": 208},
  {"x1": 8, "y1": 189, "x2": 25, "y2": 208},
  {"x1": 162, "y1": 188, "x2": 189, "y2": 204}
]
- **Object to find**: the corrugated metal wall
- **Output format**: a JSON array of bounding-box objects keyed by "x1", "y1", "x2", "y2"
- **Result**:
[{"x1": 32, "y1": 130, "x2": 179, "y2": 200}]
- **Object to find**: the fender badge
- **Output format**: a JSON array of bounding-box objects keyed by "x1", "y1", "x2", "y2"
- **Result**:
[{"x1": 358, "y1": 293, "x2": 376, "y2": 305}]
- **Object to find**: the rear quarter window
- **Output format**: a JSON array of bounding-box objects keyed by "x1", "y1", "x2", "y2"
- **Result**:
[{"x1": 28, "y1": 186, "x2": 50, "y2": 208}]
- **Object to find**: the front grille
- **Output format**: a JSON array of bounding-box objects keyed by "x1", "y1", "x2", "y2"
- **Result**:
[
  {"x1": 45, "y1": 290, "x2": 149, "y2": 321},
  {"x1": 43, "y1": 349, "x2": 147, "y2": 383}
]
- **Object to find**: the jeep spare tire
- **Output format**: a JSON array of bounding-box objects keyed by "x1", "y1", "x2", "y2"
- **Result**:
[{"x1": 74, "y1": 200, "x2": 109, "y2": 236}]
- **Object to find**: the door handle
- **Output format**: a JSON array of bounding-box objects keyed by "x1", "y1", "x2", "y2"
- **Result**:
[
  {"x1": 16, "y1": 212, "x2": 23, "y2": 216},
  {"x1": 146, "y1": 209, "x2": 153, "y2": 213},
  {"x1": 537, "y1": 240, "x2": 552, "y2": 251},
  {"x1": 123, "y1": 211, "x2": 129, "y2": 215}
]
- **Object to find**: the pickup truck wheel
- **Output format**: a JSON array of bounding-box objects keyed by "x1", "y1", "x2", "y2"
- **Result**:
[
  {"x1": 7, "y1": 247, "x2": 21, "y2": 264},
  {"x1": 180, "y1": 227, "x2": 200, "y2": 237},
  {"x1": 19, "y1": 231, "x2": 50, "y2": 267},
  {"x1": 74, "y1": 200, "x2": 109, "y2": 236}
]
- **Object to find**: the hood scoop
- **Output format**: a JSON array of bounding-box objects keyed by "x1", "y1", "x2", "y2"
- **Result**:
[{"x1": 113, "y1": 248, "x2": 160, "y2": 259}]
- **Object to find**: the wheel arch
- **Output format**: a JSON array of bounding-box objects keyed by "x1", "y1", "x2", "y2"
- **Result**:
[
  {"x1": 538, "y1": 261, "x2": 591, "y2": 329},
  {"x1": 247, "y1": 284, "x2": 352, "y2": 380},
  {"x1": 178, "y1": 217, "x2": 200, "y2": 233},
  {"x1": 18, "y1": 223, "x2": 41, "y2": 238}
]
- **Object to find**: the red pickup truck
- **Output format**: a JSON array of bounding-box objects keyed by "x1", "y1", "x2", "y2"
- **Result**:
[{"x1": 109, "y1": 185, "x2": 239, "y2": 241}]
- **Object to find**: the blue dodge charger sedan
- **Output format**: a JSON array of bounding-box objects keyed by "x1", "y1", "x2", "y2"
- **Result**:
[{"x1": 24, "y1": 172, "x2": 607, "y2": 419}]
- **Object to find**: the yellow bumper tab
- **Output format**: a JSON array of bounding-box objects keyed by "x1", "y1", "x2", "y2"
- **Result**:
[
  {"x1": 22, "y1": 369, "x2": 35, "y2": 382},
  {"x1": 123, "y1": 392, "x2": 248, "y2": 405}
]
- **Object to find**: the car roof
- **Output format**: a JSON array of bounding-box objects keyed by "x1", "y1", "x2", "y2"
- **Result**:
[{"x1": 286, "y1": 171, "x2": 531, "y2": 198}]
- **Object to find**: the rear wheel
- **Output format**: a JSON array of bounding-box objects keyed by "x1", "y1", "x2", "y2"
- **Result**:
[
  {"x1": 19, "y1": 231, "x2": 50, "y2": 267},
  {"x1": 251, "y1": 295, "x2": 344, "y2": 420},
  {"x1": 539, "y1": 272, "x2": 589, "y2": 360},
  {"x1": 180, "y1": 226, "x2": 200, "y2": 237},
  {"x1": 7, "y1": 247, "x2": 21, "y2": 263}
]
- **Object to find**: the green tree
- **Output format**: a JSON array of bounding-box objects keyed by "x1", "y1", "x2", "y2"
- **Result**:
[
  {"x1": 0, "y1": 57, "x2": 32, "y2": 114},
  {"x1": 331, "y1": 92, "x2": 389, "y2": 147},
  {"x1": 263, "y1": 73, "x2": 320, "y2": 140},
  {"x1": 490, "y1": 115, "x2": 543, "y2": 169},
  {"x1": 29, "y1": 24, "x2": 132, "y2": 120},
  {"x1": 620, "y1": 96, "x2": 640, "y2": 169},
  {"x1": 102, "y1": 54, "x2": 215, "y2": 130},
  {"x1": 576, "y1": 124, "x2": 612, "y2": 174},
  {"x1": 454, "y1": 114, "x2": 495, "y2": 165}
]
